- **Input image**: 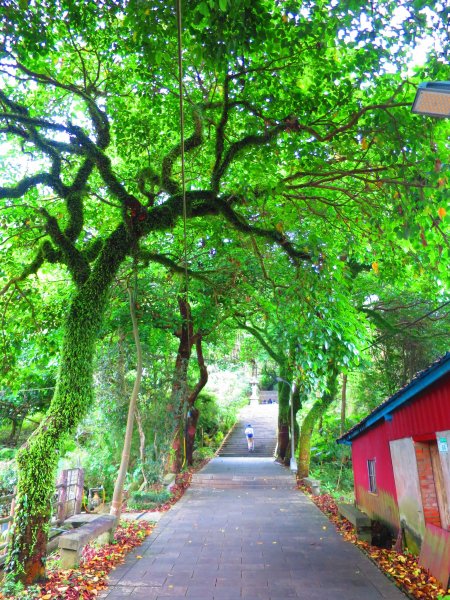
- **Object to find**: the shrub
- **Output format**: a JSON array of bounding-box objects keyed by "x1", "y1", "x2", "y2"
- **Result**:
[
  {"x1": 0, "y1": 447, "x2": 16, "y2": 460},
  {"x1": 195, "y1": 392, "x2": 242, "y2": 451},
  {"x1": 0, "y1": 460, "x2": 17, "y2": 495},
  {"x1": 193, "y1": 447, "x2": 215, "y2": 461},
  {"x1": 128, "y1": 489, "x2": 172, "y2": 510}
]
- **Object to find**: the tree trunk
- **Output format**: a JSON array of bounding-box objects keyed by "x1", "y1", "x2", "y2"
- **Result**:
[
  {"x1": 135, "y1": 407, "x2": 148, "y2": 490},
  {"x1": 6, "y1": 293, "x2": 105, "y2": 582},
  {"x1": 276, "y1": 378, "x2": 290, "y2": 463},
  {"x1": 275, "y1": 365, "x2": 300, "y2": 465},
  {"x1": 110, "y1": 285, "x2": 143, "y2": 519},
  {"x1": 5, "y1": 227, "x2": 130, "y2": 583},
  {"x1": 185, "y1": 336, "x2": 208, "y2": 466},
  {"x1": 292, "y1": 383, "x2": 301, "y2": 454},
  {"x1": 298, "y1": 368, "x2": 339, "y2": 479},
  {"x1": 185, "y1": 406, "x2": 200, "y2": 466},
  {"x1": 340, "y1": 373, "x2": 347, "y2": 436},
  {"x1": 8, "y1": 418, "x2": 19, "y2": 445},
  {"x1": 170, "y1": 296, "x2": 194, "y2": 472}
]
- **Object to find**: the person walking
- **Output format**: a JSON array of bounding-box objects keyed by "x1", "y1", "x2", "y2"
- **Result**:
[{"x1": 245, "y1": 423, "x2": 254, "y2": 451}]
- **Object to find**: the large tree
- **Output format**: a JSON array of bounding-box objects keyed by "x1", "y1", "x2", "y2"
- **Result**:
[{"x1": 0, "y1": 0, "x2": 448, "y2": 582}]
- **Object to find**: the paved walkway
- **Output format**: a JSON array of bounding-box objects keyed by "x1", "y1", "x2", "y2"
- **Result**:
[{"x1": 100, "y1": 458, "x2": 407, "y2": 599}]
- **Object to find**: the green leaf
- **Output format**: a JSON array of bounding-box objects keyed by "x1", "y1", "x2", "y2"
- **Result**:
[{"x1": 197, "y1": 2, "x2": 210, "y2": 17}]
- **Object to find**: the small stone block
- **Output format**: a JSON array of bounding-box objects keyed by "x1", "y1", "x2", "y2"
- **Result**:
[
  {"x1": 303, "y1": 477, "x2": 321, "y2": 495},
  {"x1": 58, "y1": 514, "x2": 117, "y2": 551},
  {"x1": 337, "y1": 503, "x2": 372, "y2": 541},
  {"x1": 337, "y1": 503, "x2": 371, "y2": 529},
  {"x1": 60, "y1": 547, "x2": 81, "y2": 569}
]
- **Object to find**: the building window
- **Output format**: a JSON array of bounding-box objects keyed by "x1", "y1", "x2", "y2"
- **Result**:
[{"x1": 368, "y1": 459, "x2": 377, "y2": 493}]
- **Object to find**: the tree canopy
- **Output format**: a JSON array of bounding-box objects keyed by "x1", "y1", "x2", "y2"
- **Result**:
[{"x1": 0, "y1": 0, "x2": 449, "y2": 583}]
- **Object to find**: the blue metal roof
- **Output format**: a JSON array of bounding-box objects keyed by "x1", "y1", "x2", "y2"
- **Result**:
[{"x1": 337, "y1": 352, "x2": 450, "y2": 445}]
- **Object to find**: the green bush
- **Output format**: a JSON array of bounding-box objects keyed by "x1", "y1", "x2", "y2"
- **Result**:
[
  {"x1": 309, "y1": 461, "x2": 354, "y2": 499},
  {"x1": 128, "y1": 489, "x2": 172, "y2": 510},
  {"x1": 0, "y1": 447, "x2": 16, "y2": 460},
  {"x1": 193, "y1": 447, "x2": 215, "y2": 461},
  {"x1": 132, "y1": 458, "x2": 164, "y2": 486},
  {"x1": 195, "y1": 392, "x2": 241, "y2": 451},
  {"x1": 309, "y1": 410, "x2": 354, "y2": 499},
  {"x1": 0, "y1": 460, "x2": 17, "y2": 495},
  {"x1": 0, "y1": 577, "x2": 41, "y2": 599}
]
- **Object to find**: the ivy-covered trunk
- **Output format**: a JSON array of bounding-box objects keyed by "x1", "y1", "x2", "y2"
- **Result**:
[
  {"x1": 170, "y1": 297, "x2": 194, "y2": 472},
  {"x1": 6, "y1": 291, "x2": 104, "y2": 582},
  {"x1": 297, "y1": 368, "x2": 339, "y2": 479},
  {"x1": 276, "y1": 378, "x2": 291, "y2": 464},
  {"x1": 185, "y1": 406, "x2": 200, "y2": 466},
  {"x1": 5, "y1": 228, "x2": 131, "y2": 583}
]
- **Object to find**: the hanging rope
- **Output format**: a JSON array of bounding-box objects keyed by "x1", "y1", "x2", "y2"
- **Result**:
[
  {"x1": 175, "y1": 0, "x2": 190, "y2": 314},
  {"x1": 176, "y1": 0, "x2": 190, "y2": 470}
]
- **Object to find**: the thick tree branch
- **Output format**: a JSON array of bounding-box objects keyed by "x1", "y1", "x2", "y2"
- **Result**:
[
  {"x1": 3, "y1": 54, "x2": 110, "y2": 148},
  {"x1": 40, "y1": 209, "x2": 90, "y2": 285},
  {"x1": 0, "y1": 240, "x2": 61, "y2": 296},
  {"x1": 63, "y1": 159, "x2": 96, "y2": 242},
  {"x1": 235, "y1": 319, "x2": 284, "y2": 365},
  {"x1": 211, "y1": 76, "x2": 230, "y2": 192},
  {"x1": 161, "y1": 108, "x2": 203, "y2": 194},
  {"x1": 215, "y1": 196, "x2": 310, "y2": 263},
  {"x1": 0, "y1": 173, "x2": 58, "y2": 199},
  {"x1": 139, "y1": 251, "x2": 212, "y2": 282},
  {"x1": 215, "y1": 122, "x2": 286, "y2": 185}
]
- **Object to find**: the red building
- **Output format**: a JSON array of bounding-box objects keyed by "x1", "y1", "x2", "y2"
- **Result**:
[{"x1": 338, "y1": 352, "x2": 450, "y2": 589}]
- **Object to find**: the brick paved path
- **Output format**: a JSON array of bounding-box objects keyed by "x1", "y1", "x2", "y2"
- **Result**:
[{"x1": 100, "y1": 458, "x2": 407, "y2": 599}]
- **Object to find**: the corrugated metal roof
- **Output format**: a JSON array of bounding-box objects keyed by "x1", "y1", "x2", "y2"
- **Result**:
[{"x1": 337, "y1": 352, "x2": 450, "y2": 445}]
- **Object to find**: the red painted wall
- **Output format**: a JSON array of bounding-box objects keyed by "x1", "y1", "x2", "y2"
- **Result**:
[{"x1": 351, "y1": 373, "x2": 450, "y2": 522}]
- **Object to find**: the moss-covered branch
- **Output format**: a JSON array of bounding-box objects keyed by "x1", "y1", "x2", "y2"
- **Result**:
[
  {"x1": 213, "y1": 122, "x2": 287, "y2": 186},
  {"x1": 0, "y1": 173, "x2": 59, "y2": 200},
  {"x1": 6, "y1": 53, "x2": 111, "y2": 148},
  {"x1": 139, "y1": 251, "x2": 212, "y2": 282},
  {"x1": 0, "y1": 241, "x2": 61, "y2": 296},
  {"x1": 216, "y1": 196, "x2": 311, "y2": 263},
  {"x1": 40, "y1": 209, "x2": 90, "y2": 286},
  {"x1": 211, "y1": 76, "x2": 230, "y2": 192}
]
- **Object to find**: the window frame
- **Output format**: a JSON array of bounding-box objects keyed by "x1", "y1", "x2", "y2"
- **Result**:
[{"x1": 367, "y1": 458, "x2": 377, "y2": 494}]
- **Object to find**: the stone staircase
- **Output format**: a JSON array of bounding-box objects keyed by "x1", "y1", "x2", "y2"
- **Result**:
[
  {"x1": 190, "y1": 403, "x2": 290, "y2": 489},
  {"x1": 217, "y1": 403, "x2": 278, "y2": 458}
]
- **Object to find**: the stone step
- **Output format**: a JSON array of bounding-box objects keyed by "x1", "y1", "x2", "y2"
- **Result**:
[
  {"x1": 215, "y1": 403, "x2": 278, "y2": 458},
  {"x1": 193, "y1": 402, "x2": 282, "y2": 486},
  {"x1": 190, "y1": 475, "x2": 292, "y2": 489}
]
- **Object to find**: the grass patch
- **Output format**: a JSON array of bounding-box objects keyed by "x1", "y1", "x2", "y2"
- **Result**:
[{"x1": 127, "y1": 489, "x2": 172, "y2": 510}]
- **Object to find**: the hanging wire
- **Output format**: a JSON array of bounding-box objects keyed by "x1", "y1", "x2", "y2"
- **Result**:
[
  {"x1": 175, "y1": 0, "x2": 190, "y2": 315},
  {"x1": 176, "y1": 0, "x2": 190, "y2": 469}
]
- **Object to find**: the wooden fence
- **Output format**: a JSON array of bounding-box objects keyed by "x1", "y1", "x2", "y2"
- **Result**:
[{"x1": 0, "y1": 468, "x2": 84, "y2": 563}]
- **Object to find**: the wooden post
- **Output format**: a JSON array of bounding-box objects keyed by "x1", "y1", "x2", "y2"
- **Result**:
[
  {"x1": 75, "y1": 469, "x2": 84, "y2": 515},
  {"x1": 57, "y1": 470, "x2": 68, "y2": 524}
]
